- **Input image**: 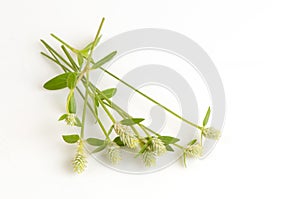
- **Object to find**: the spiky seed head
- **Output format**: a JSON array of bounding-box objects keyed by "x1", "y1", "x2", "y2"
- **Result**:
[
  {"x1": 150, "y1": 137, "x2": 167, "y2": 156},
  {"x1": 184, "y1": 142, "x2": 203, "y2": 158},
  {"x1": 203, "y1": 127, "x2": 221, "y2": 140},
  {"x1": 142, "y1": 149, "x2": 156, "y2": 167},
  {"x1": 72, "y1": 139, "x2": 87, "y2": 174},
  {"x1": 106, "y1": 141, "x2": 121, "y2": 164}
]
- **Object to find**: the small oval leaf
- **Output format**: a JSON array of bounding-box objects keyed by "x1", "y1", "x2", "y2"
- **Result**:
[
  {"x1": 202, "y1": 106, "x2": 211, "y2": 127},
  {"x1": 62, "y1": 134, "x2": 79, "y2": 144},
  {"x1": 67, "y1": 72, "x2": 77, "y2": 89},
  {"x1": 120, "y1": 118, "x2": 144, "y2": 126},
  {"x1": 113, "y1": 137, "x2": 125, "y2": 146},
  {"x1": 43, "y1": 73, "x2": 71, "y2": 90},
  {"x1": 86, "y1": 138, "x2": 105, "y2": 146},
  {"x1": 158, "y1": 136, "x2": 180, "y2": 145},
  {"x1": 99, "y1": 88, "x2": 117, "y2": 100},
  {"x1": 67, "y1": 92, "x2": 76, "y2": 114}
]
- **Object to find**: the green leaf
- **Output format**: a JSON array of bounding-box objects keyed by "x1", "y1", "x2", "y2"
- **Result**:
[
  {"x1": 113, "y1": 137, "x2": 125, "y2": 146},
  {"x1": 93, "y1": 97, "x2": 99, "y2": 118},
  {"x1": 77, "y1": 53, "x2": 84, "y2": 68},
  {"x1": 120, "y1": 118, "x2": 144, "y2": 126},
  {"x1": 135, "y1": 141, "x2": 150, "y2": 157},
  {"x1": 67, "y1": 72, "x2": 77, "y2": 89},
  {"x1": 187, "y1": 139, "x2": 197, "y2": 146},
  {"x1": 62, "y1": 134, "x2": 79, "y2": 144},
  {"x1": 43, "y1": 73, "x2": 70, "y2": 90},
  {"x1": 61, "y1": 45, "x2": 78, "y2": 71},
  {"x1": 158, "y1": 136, "x2": 180, "y2": 145},
  {"x1": 165, "y1": 144, "x2": 174, "y2": 152},
  {"x1": 92, "y1": 144, "x2": 106, "y2": 153},
  {"x1": 74, "y1": 117, "x2": 82, "y2": 127},
  {"x1": 98, "y1": 88, "x2": 117, "y2": 100},
  {"x1": 67, "y1": 91, "x2": 76, "y2": 113},
  {"x1": 183, "y1": 153, "x2": 187, "y2": 167},
  {"x1": 91, "y1": 51, "x2": 117, "y2": 70},
  {"x1": 202, "y1": 106, "x2": 211, "y2": 127},
  {"x1": 58, "y1": 114, "x2": 68, "y2": 121},
  {"x1": 86, "y1": 138, "x2": 105, "y2": 146},
  {"x1": 81, "y1": 35, "x2": 102, "y2": 56}
]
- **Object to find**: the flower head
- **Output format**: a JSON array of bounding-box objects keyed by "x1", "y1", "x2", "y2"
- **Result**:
[
  {"x1": 114, "y1": 123, "x2": 138, "y2": 149},
  {"x1": 142, "y1": 149, "x2": 156, "y2": 167},
  {"x1": 73, "y1": 139, "x2": 87, "y2": 174},
  {"x1": 203, "y1": 127, "x2": 221, "y2": 140},
  {"x1": 65, "y1": 113, "x2": 76, "y2": 126},
  {"x1": 106, "y1": 141, "x2": 121, "y2": 164},
  {"x1": 184, "y1": 142, "x2": 203, "y2": 158},
  {"x1": 150, "y1": 137, "x2": 167, "y2": 156}
]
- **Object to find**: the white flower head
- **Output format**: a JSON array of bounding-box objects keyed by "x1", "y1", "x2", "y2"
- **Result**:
[
  {"x1": 203, "y1": 127, "x2": 221, "y2": 140},
  {"x1": 65, "y1": 113, "x2": 76, "y2": 126},
  {"x1": 73, "y1": 139, "x2": 87, "y2": 174},
  {"x1": 106, "y1": 141, "x2": 121, "y2": 164},
  {"x1": 184, "y1": 142, "x2": 203, "y2": 158},
  {"x1": 114, "y1": 122, "x2": 127, "y2": 135},
  {"x1": 114, "y1": 123, "x2": 138, "y2": 149},
  {"x1": 150, "y1": 137, "x2": 167, "y2": 156},
  {"x1": 142, "y1": 149, "x2": 156, "y2": 167}
]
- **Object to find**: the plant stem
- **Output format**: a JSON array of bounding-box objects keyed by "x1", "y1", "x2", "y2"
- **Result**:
[
  {"x1": 76, "y1": 87, "x2": 110, "y2": 140},
  {"x1": 88, "y1": 86, "x2": 115, "y2": 123},
  {"x1": 78, "y1": 18, "x2": 105, "y2": 138},
  {"x1": 173, "y1": 143, "x2": 184, "y2": 149},
  {"x1": 45, "y1": 29, "x2": 202, "y2": 130},
  {"x1": 51, "y1": 34, "x2": 77, "y2": 53},
  {"x1": 91, "y1": 64, "x2": 202, "y2": 130},
  {"x1": 80, "y1": 71, "x2": 89, "y2": 138}
]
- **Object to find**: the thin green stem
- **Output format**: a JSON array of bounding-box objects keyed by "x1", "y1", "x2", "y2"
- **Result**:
[
  {"x1": 92, "y1": 64, "x2": 202, "y2": 130},
  {"x1": 51, "y1": 34, "x2": 77, "y2": 53},
  {"x1": 80, "y1": 71, "x2": 89, "y2": 138},
  {"x1": 89, "y1": 86, "x2": 115, "y2": 123},
  {"x1": 76, "y1": 87, "x2": 109, "y2": 139},
  {"x1": 79, "y1": 18, "x2": 105, "y2": 138},
  {"x1": 173, "y1": 143, "x2": 184, "y2": 150}
]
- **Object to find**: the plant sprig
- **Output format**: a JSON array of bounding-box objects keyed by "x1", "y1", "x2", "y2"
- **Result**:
[{"x1": 41, "y1": 18, "x2": 221, "y2": 173}]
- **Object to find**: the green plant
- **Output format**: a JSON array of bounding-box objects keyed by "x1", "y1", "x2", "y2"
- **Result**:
[{"x1": 41, "y1": 18, "x2": 221, "y2": 173}]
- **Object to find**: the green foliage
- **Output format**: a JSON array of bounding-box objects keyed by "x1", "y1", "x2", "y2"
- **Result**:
[
  {"x1": 120, "y1": 118, "x2": 144, "y2": 126},
  {"x1": 67, "y1": 72, "x2": 77, "y2": 89},
  {"x1": 86, "y1": 138, "x2": 105, "y2": 146},
  {"x1": 91, "y1": 51, "x2": 117, "y2": 70},
  {"x1": 158, "y1": 136, "x2": 180, "y2": 145},
  {"x1": 67, "y1": 91, "x2": 76, "y2": 114},
  {"x1": 98, "y1": 88, "x2": 117, "y2": 100},
  {"x1": 62, "y1": 134, "x2": 79, "y2": 144},
  {"x1": 113, "y1": 136, "x2": 125, "y2": 146},
  {"x1": 43, "y1": 73, "x2": 71, "y2": 90},
  {"x1": 203, "y1": 106, "x2": 211, "y2": 127}
]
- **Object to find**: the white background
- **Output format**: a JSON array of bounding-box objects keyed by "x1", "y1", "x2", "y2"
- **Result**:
[{"x1": 0, "y1": 0, "x2": 299, "y2": 198}]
